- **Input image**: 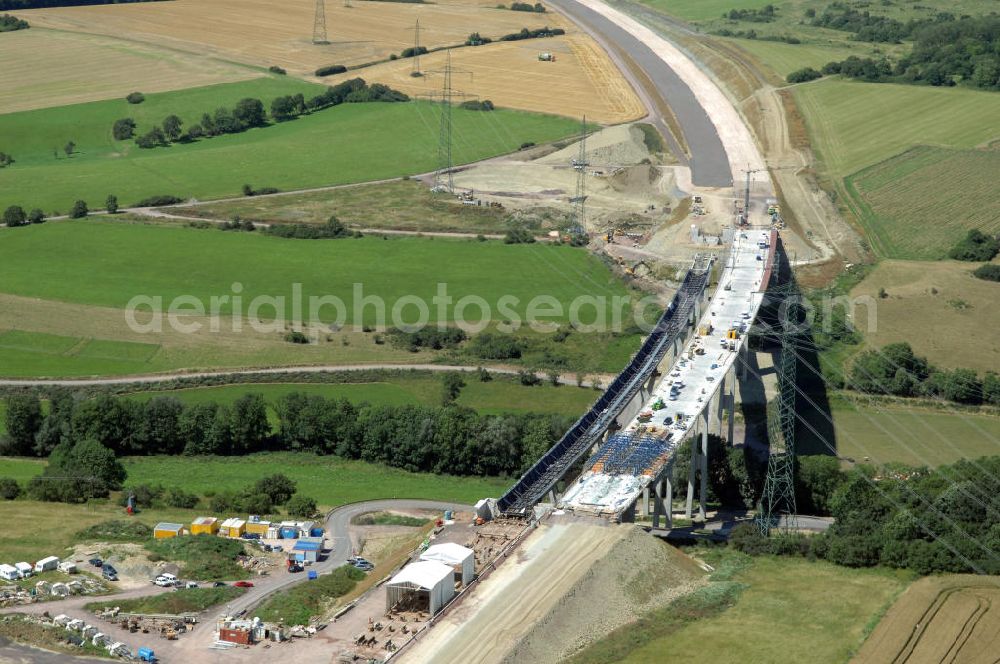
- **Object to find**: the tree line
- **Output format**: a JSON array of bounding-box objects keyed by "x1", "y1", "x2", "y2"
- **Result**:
[
  {"x1": 731, "y1": 455, "x2": 1000, "y2": 575},
  {"x1": 0, "y1": 390, "x2": 575, "y2": 478},
  {"x1": 0, "y1": 0, "x2": 166, "y2": 8},
  {"x1": 813, "y1": 14, "x2": 1000, "y2": 90},
  {"x1": 848, "y1": 342, "x2": 1000, "y2": 405},
  {"x1": 116, "y1": 79, "x2": 409, "y2": 150}
]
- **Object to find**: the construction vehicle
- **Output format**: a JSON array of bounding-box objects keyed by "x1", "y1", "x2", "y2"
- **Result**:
[
  {"x1": 766, "y1": 198, "x2": 780, "y2": 215},
  {"x1": 538, "y1": 52, "x2": 556, "y2": 62},
  {"x1": 698, "y1": 322, "x2": 713, "y2": 336}
]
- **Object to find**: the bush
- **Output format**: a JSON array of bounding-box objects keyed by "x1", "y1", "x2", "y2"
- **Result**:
[
  {"x1": 466, "y1": 31, "x2": 492, "y2": 45},
  {"x1": 786, "y1": 67, "x2": 822, "y2": 83},
  {"x1": 518, "y1": 369, "x2": 542, "y2": 386},
  {"x1": 315, "y1": 64, "x2": 348, "y2": 77},
  {"x1": 400, "y1": 45, "x2": 428, "y2": 58},
  {"x1": 134, "y1": 194, "x2": 183, "y2": 207},
  {"x1": 126, "y1": 91, "x2": 145, "y2": 104},
  {"x1": 0, "y1": 151, "x2": 13, "y2": 168},
  {"x1": 0, "y1": 478, "x2": 21, "y2": 500},
  {"x1": 27, "y1": 208, "x2": 44, "y2": 224},
  {"x1": 460, "y1": 99, "x2": 495, "y2": 111},
  {"x1": 112, "y1": 118, "x2": 136, "y2": 140},
  {"x1": 973, "y1": 264, "x2": 1000, "y2": 282},
  {"x1": 269, "y1": 65, "x2": 287, "y2": 75},
  {"x1": 286, "y1": 494, "x2": 318, "y2": 518},
  {"x1": 263, "y1": 216, "x2": 356, "y2": 239},
  {"x1": 948, "y1": 229, "x2": 1000, "y2": 262},
  {"x1": 68, "y1": 200, "x2": 88, "y2": 219},
  {"x1": 3, "y1": 205, "x2": 27, "y2": 227},
  {"x1": 470, "y1": 332, "x2": 522, "y2": 359},
  {"x1": 105, "y1": 194, "x2": 118, "y2": 214},
  {"x1": 121, "y1": 483, "x2": 164, "y2": 508},
  {"x1": 135, "y1": 127, "x2": 167, "y2": 149},
  {"x1": 284, "y1": 330, "x2": 310, "y2": 344},
  {"x1": 0, "y1": 13, "x2": 29, "y2": 30},
  {"x1": 504, "y1": 227, "x2": 536, "y2": 244},
  {"x1": 165, "y1": 487, "x2": 199, "y2": 509}
]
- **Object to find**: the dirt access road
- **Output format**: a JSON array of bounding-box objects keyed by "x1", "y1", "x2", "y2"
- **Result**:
[{"x1": 0, "y1": 500, "x2": 469, "y2": 664}]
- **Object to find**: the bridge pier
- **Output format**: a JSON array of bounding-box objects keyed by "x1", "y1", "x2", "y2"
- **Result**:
[
  {"x1": 641, "y1": 487, "x2": 650, "y2": 517},
  {"x1": 728, "y1": 364, "x2": 736, "y2": 444},
  {"x1": 699, "y1": 409, "x2": 709, "y2": 522},
  {"x1": 684, "y1": 426, "x2": 697, "y2": 519}
]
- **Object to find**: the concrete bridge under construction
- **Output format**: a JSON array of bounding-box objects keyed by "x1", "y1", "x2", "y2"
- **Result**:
[{"x1": 483, "y1": 226, "x2": 781, "y2": 526}]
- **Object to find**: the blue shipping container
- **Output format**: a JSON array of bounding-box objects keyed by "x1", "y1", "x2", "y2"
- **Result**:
[
  {"x1": 137, "y1": 647, "x2": 155, "y2": 662},
  {"x1": 308, "y1": 570, "x2": 318, "y2": 580},
  {"x1": 280, "y1": 527, "x2": 299, "y2": 539},
  {"x1": 310, "y1": 527, "x2": 324, "y2": 537}
]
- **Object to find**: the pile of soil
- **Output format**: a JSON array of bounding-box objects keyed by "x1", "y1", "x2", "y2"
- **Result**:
[{"x1": 501, "y1": 526, "x2": 705, "y2": 664}]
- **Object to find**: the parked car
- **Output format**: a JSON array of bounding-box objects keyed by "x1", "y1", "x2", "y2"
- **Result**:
[
  {"x1": 102, "y1": 563, "x2": 117, "y2": 575},
  {"x1": 103, "y1": 570, "x2": 118, "y2": 582},
  {"x1": 234, "y1": 581, "x2": 254, "y2": 588},
  {"x1": 88, "y1": 558, "x2": 103, "y2": 568},
  {"x1": 287, "y1": 564, "x2": 303, "y2": 573},
  {"x1": 212, "y1": 581, "x2": 227, "y2": 587},
  {"x1": 153, "y1": 576, "x2": 174, "y2": 587},
  {"x1": 352, "y1": 560, "x2": 374, "y2": 572},
  {"x1": 185, "y1": 581, "x2": 198, "y2": 589}
]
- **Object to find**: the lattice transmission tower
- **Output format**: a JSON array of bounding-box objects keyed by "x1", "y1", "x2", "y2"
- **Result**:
[
  {"x1": 420, "y1": 50, "x2": 472, "y2": 194},
  {"x1": 569, "y1": 116, "x2": 588, "y2": 233},
  {"x1": 313, "y1": 0, "x2": 329, "y2": 44},
  {"x1": 753, "y1": 246, "x2": 800, "y2": 535},
  {"x1": 412, "y1": 18, "x2": 422, "y2": 76}
]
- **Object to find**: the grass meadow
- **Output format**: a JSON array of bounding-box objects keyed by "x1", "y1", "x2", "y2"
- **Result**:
[
  {"x1": 792, "y1": 79, "x2": 1000, "y2": 182},
  {"x1": 0, "y1": 221, "x2": 628, "y2": 320},
  {"x1": 816, "y1": 396, "x2": 1000, "y2": 468},
  {"x1": 0, "y1": 78, "x2": 579, "y2": 213},
  {"x1": 844, "y1": 147, "x2": 1000, "y2": 259},
  {"x1": 173, "y1": 180, "x2": 510, "y2": 233}
]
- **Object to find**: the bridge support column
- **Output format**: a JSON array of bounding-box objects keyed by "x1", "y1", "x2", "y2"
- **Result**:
[
  {"x1": 684, "y1": 428, "x2": 697, "y2": 520},
  {"x1": 665, "y1": 475, "x2": 673, "y2": 528},
  {"x1": 641, "y1": 487, "x2": 650, "y2": 518},
  {"x1": 728, "y1": 365, "x2": 736, "y2": 444},
  {"x1": 699, "y1": 409, "x2": 709, "y2": 522},
  {"x1": 716, "y1": 374, "x2": 726, "y2": 436},
  {"x1": 548, "y1": 488, "x2": 559, "y2": 505}
]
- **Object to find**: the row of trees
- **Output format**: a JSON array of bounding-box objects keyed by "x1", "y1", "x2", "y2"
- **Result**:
[
  {"x1": 722, "y1": 5, "x2": 776, "y2": 22},
  {"x1": 848, "y1": 342, "x2": 1000, "y2": 405},
  {"x1": 0, "y1": 0, "x2": 163, "y2": 8},
  {"x1": 3, "y1": 205, "x2": 44, "y2": 226},
  {"x1": 817, "y1": 15, "x2": 1000, "y2": 89},
  {"x1": 262, "y1": 216, "x2": 360, "y2": 239},
  {"x1": 733, "y1": 456, "x2": 1000, "y2": 575},
  {"x1": 0, "y1": 390, "x2": 573, "y2": 478}
]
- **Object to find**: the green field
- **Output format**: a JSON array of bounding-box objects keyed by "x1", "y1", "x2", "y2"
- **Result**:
[
  {"x1": 624, "y1": 555, "x2": 909, "y2": 663},
  {"x1": 811, "y1": 396, "x2": 1000, "y2": 468},
  {"x1": 127, "y1": 376, "x2": 598, "y2": 417},
  {"x1": 0, "y1": 221, "x2": 627, "y2": 320},
  {"x1": 844, "y1": 146, "x2": 1000, "y2": 259},
  {"x1": 0, "y1": 78, "x2": 578, "y2": 213},
  {"x1": 173, "y1": 180, "x2": 511, "y2": 233},
  {"x1": 86, "y1": 586, "x2": 246, "y2": 614},
  {"x1": 793, "y1": 79, "x2": 1000, "y2": 182},
  {"x1": 0, "y1": 452, "x2": 509, "y2": 509}
]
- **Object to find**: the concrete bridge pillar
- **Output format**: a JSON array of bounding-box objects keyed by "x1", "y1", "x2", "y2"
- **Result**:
[
  {"x1": 665, "y1": 475, "x2": 673, "y2": 528},
  {"x1": 728, "y1": 365, "x2": 736, "y2": 444},
  {"x1": 641, "y1": 487, "x2": 650, "y2": 517},
  {"x1": 699, "y1": 409, "x2": 709, "y2": 522},
  {"x1": 684, "y1": 422, "x2": 698, "y2": 520}
]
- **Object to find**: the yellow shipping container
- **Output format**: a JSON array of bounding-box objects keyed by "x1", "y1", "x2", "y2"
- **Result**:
[
  {"x1": 154, "y1": 522, "x2": 184, "y2": 539},
  {"x1": 245, "y1": 521, "x2": 270, "y2": 536},
  {"x1": 190, "y1": 517, "x2": 219, "y2": 536}
]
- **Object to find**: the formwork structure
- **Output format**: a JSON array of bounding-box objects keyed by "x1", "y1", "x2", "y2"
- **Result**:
[{"x1": 385, "y1": 561, "x2": 455, "y2": 616}]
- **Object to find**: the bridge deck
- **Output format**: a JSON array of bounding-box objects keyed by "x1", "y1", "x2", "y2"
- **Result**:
[{"x1": 560, "y1": 229, "x2": 775, "y2": 517}]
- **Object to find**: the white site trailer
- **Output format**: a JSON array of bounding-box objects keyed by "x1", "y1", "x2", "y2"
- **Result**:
[{"x1": 0, "y1": 564, "x2": 19, "y2": 581}]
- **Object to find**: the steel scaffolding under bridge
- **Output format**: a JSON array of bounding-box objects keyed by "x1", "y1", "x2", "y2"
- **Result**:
[{"x1": 496, "y1": 261, "x2": 712, "y2": 516}]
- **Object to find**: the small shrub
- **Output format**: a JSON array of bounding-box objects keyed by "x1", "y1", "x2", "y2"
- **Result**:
[
  {"x1": 3, "y1": 205, "x2": 27, "y2": 227},
  {"x1": 112, "y1": 118, "x2": 136, "y2": 140},
  {"x1": 68, "y1": 200, "x2": 88, "y2": 219},
  {"x1": 126, "y1": 92, "x2": 145, "y2": 104},
  {"x1": 27, "y1": 208, "x2": 45, "y2": 224},
  {"x1": 284, "y1": 330, "x2": 310, "y2": 344},
  {"x1": 0, "y1": 478, "x2": 21, "y2": 500},
  {"x1": 786, "y1": 67, "x2": 822, "y2": 83},
  {"x1": 973, "y1": 264, "x2": 1000, "y2": 282},
  {"x1": 518, "y1": 369, "x2": 542, "y2": 386},
  {"x1": 134, "y1": 194, "x2": 183, "y2": 207},
  {"x1": 315, "y1": 64, "x2": 348, "y2": 77},
  {"x1": 269, "y1": 65, "x2": 287, "y2": 75}
]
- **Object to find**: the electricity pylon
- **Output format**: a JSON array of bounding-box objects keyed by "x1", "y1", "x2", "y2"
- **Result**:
[
  {"x1": 569, "y1": 116, "x2": 589, "y2": 232},
  {"x1": 313, "y1": 0, "x2": 329, "y2": 44},
  {"x1": 412, "y1": 18, "x2": 422, "y2": 76}
]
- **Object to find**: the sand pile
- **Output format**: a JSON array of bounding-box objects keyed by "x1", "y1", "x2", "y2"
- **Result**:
[
  {"x1": 539, "y1": 124, "x2": 652, "y2": 167},
  {"x1": 501, "y1": 525, "x2": 705, "y2": 664}
]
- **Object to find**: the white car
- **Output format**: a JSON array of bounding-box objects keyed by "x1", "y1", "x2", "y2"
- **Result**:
[{"x1": 153, "y1": 573, "x2": 178, "y2": 587}]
